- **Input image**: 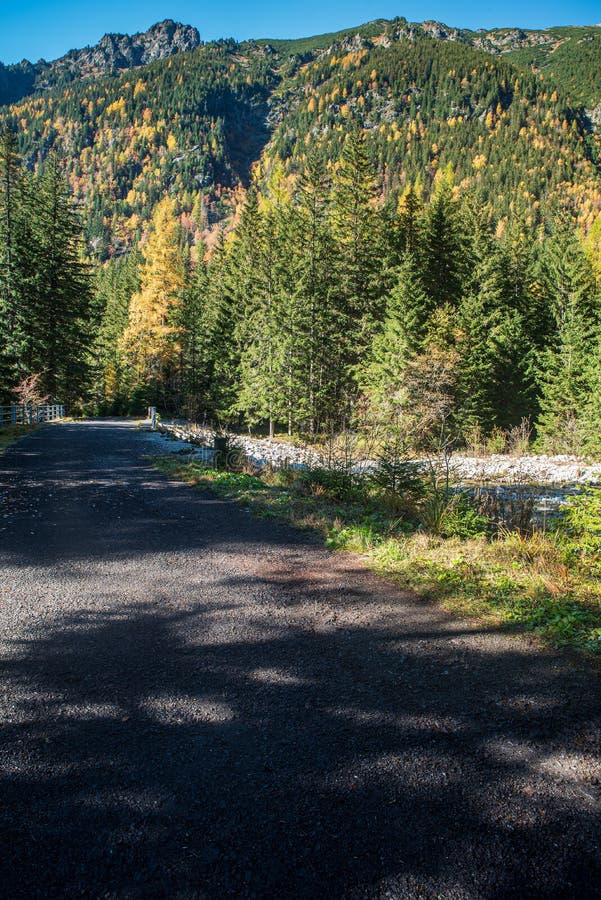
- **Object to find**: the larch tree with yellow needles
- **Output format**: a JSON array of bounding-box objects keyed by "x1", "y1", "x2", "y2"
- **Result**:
[{"x1": 121, "y1": 197, "x2": 186, "y2": 408}]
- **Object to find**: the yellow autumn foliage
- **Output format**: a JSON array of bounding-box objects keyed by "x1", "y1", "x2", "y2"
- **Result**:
[{"x1": 121, "y1": 198, "x2": 185, "y2": 384}]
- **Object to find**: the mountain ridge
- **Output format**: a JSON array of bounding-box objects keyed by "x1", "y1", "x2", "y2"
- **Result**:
[
  {"x1": 0, "y1": 20, "x2": 201, "y2": 105},
  {"x1": 1, "y1": 15, "x2": 599, "y2": 257},
  {"x1": 45, "y1": 19, "x2": 201, "y2": 76},
  {"x1": 2, "y1": 16, "x2": 601, "y2": 104}
]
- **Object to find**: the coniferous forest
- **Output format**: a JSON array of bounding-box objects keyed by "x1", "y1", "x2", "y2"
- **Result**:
[{"x1": 1, "y1": 16, "x2": 601, "y2": 455}]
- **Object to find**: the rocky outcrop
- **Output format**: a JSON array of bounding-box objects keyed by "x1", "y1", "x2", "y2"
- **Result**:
[
  {"x1": 474, "y1": 29, "x2": 554, "y2": 53},
  {"x1": 421, "y1": 21, "x2": 461, "y2": 42},
  {"x1": 587, "y1": 103, "x2": 601, "y2": 130},
  {"x1": 47, "y1": 20, "x2": 201, "y2": 79},
  {"x1": 0, "y1": 19, "x2": 202, "y2": 103}
]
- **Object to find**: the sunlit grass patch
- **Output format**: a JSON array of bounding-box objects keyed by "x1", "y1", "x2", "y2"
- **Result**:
[
  {"x1": 151, "y1": 456, "x2": 601, "y2": 655},
  {"x1": 329, "y1": 525, "x2": 601, "y2": 652}
]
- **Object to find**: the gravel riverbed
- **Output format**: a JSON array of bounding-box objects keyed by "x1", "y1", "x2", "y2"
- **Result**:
[{"x1": 156, "y1": 421, "x2": 601, "y2": 485}]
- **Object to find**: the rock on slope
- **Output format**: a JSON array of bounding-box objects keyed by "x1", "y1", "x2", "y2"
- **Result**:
[{"x1": 44, "y1": 20, "x2": 202, "y2": 79}]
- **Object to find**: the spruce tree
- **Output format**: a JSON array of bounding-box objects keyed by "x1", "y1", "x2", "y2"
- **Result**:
[
  {"x1": 290, "y1": 152, "x2": 340, "y2": 431},
  {"x1": 32, "y1": 151, "x2": 94, "y2": 403},
  {"x1": 421, "y1": 169, "x2": 469, "y2": 309},
  {"x1": 584, "y1": 213, "x2": 601, "y2": 289},
  {"x1": 457, "y1": 229, "x2": 516, "y2": 432},
  {"x1": 92, "y1": 249, "x2": 141, "y2": 411},
  {"x1": 536, "y1": 221, "x2": 600, "y2": 453},
  {"x1": 191, "y1": 233, "x2": 242, "y2": 422},
  {"x1": 235, "y1": 187, "x2": 291, "y2": 434},
  {"x1": 331, "y1": 130, "x2": 384, "y2": 388},
  {"x1": 0, "y1": 128, "x2": 30, "y2": 399},
  {"x1": 398, "y1": 183, "x2": 424, "y2": 257},
  {"x1": 362, "y1": 252, "x2": 431, "y2": 414},
  {"x1": 179, "y1": 255, "x2": 209, "y2": 418}
]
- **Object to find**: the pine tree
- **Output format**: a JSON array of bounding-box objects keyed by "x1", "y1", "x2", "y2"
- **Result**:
[
  {"x1": 456, "y1": 229, "x2": 524, "y2": 433},
  {"x1": 398, "y1": 183, "x2": 424, "y2": 256},
  {"x1": 584, "y1": 213, "x2": 601, "y2": 289},
  {"x1": 202, "y1": 234, "x2": 244, "y2": 421},
  {"x1": 331, "y1": 130, "x2": 384, "y2": 383},
  {"x1": 580, "y1": 334, "x2": 601, "y2": 456},
  {"x1": 290, "y1": 152, "x2": 340, "y2": 431},
  {"x1": 0, "y1": 128, "x2": 31, "y2": 399},
  {"x1": 490, "y1": 311, "x2": 537, "y2": 430},
  {"x1": 421, "y1": 169, "x2": 469, "y2": 308},
  {"x1": 537, "y1": 307, "x2": 593, "y2": 454},
  {"x1": 456, "y1": 292, "x2": 498, "y2": 434},
  {"x1": 179, "y1": 255, "x2": 208, "y2": 418},
  {"x1": 235, "y1": 187, "x2": 292, "y2": 434},
  {"x1": 92, "y1": 249, "x2": 141, "y2": 411}
]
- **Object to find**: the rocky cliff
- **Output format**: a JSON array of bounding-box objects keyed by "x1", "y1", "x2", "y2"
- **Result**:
[
  {"x1": 46, "y1": 20, "x2": 202, "y2": 79},
  {"x1": 0, "y1": 20, "x2": 201, "y2": 104}
]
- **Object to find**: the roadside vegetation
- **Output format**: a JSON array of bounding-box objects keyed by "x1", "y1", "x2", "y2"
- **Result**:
[
  {"x1": 0, "y1": 424, "x2": 40, "y2": 452},
  {"x1": 154, "y1": 450, "x2": 601, "y2": 656}
]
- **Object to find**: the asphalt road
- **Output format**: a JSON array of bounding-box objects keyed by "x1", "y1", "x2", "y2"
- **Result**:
[{"x1": 0, "y1": 419, "x2": 600, "y2": 899}]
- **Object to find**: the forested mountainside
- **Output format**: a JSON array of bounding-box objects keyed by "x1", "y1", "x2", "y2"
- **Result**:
[
  {"x1": 0, "y1": 20, "x2": 201, "y2": 106},
  {"x1": 264, "y1": 31, "x2": 599, "y2": 226},
  {"x1": 498, "y1": 26, "x2": 601, "y2": 112},
  {"x1": 0, "y1": 17, "x2": 600, "y2": 257},
  {"x1": 1, "y1": 15, "x2": 601, "y2": 458},
  {"x1": 2, "y1": 39, "x2": 277, "y2": 254}
]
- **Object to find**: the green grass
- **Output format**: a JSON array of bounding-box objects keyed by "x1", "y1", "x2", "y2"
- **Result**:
[
  {"x1": 0, "y1": 424, "x2": 41, "y2": 452},
  {"x1": 153, "y1": 456, "x2": 601, "y2": 656}
]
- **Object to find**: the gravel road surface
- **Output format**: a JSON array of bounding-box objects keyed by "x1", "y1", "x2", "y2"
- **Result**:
[{"x1": 1, "y1": 419, "x2": 600, "y2": 898}]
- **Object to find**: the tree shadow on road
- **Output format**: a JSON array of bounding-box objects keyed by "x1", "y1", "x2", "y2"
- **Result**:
[{"x1": 1, "y1": 594, "x2": 600, "y2": 899}]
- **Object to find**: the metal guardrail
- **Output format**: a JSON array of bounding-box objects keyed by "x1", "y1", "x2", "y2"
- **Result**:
[{"x1": 0, "y1": 404, "x2": 66, "y2": 426}]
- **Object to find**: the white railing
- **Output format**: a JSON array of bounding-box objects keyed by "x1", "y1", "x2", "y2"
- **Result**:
[{"x1": 0, "y1": 404, "x2": 66, "y2": 426}]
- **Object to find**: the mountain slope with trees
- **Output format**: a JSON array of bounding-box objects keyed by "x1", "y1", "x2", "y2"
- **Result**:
[
  {"x1": 0, "y1": 17, "x2": 599, "y2": 258},
  {"x1": 0, "y1": 20, "x2": 201, "y2": 107}
]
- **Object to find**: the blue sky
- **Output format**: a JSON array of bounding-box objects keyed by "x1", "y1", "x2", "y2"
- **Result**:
[{"x1": 1, "y1": 0, "x2": 599, "y2": 65}]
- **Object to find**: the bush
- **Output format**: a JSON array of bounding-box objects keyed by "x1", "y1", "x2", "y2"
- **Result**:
[
  {"x1": 418, "y1": 485, "x2": 451, "y2": 534},
  {"x1": 326, "y1": 523, "x2": 378, "y2": 552},
  {"x1": 297, "y1": 467, "x2": 363, "y2": 502},
  {"x1": 486, "y1": 427, "x2": 507, "y2": 454},
  {"x1": 419, "y1": 488, "x2": 490, "y2": 538},
  {"x1": 506, "y1": 418, "x2": 533, "y2": 456},
  {"x1": 263, "y1": 465, "x2": 297, "y2": 488},
  {"x1": 441, "y1": 491, "x2": 490, "y2": 539},
  {"x1": 559, "y1": 488, "x2": 601, "y2": 562},
  {"x1": 370, "y1": 444, "x2": 424, "y2": 496},
  {"x1": 368, "y1": 439, "x2": 425, "y2": 518}
]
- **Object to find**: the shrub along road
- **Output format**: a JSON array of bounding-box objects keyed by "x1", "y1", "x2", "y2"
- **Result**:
[{"x1": 0, "y1": 419, "x2": 599, "y2": 898}]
